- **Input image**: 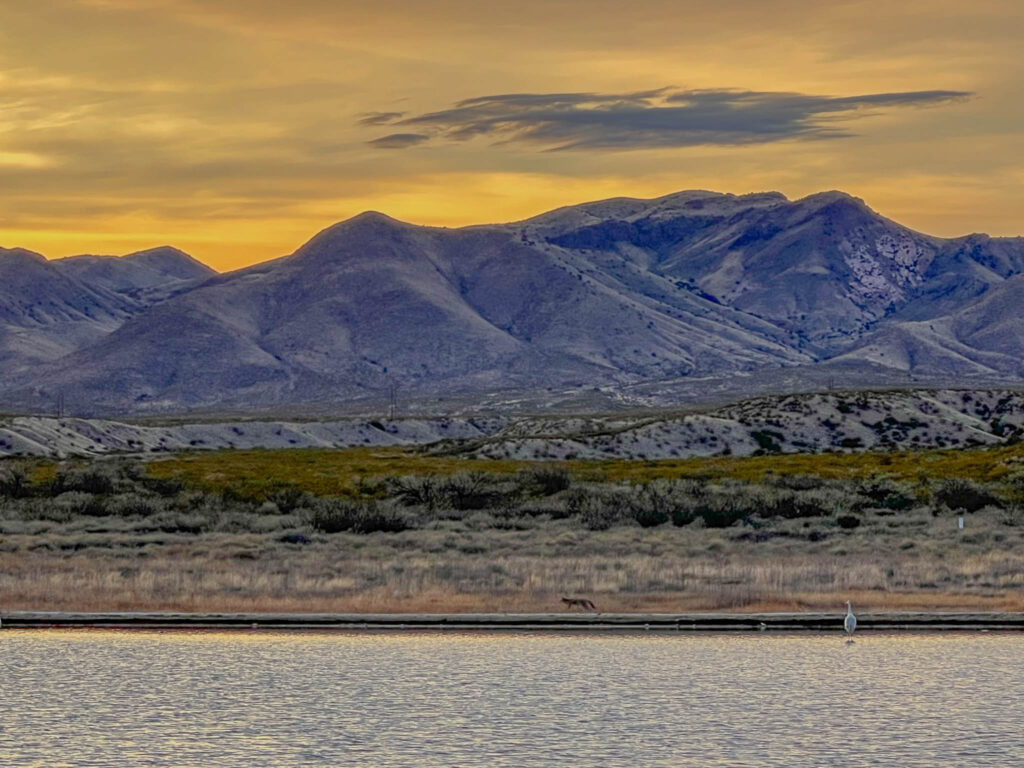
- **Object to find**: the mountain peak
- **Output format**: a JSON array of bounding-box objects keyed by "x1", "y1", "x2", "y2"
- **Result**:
[
  {"x1": 124, "y1": 245, "x2": 191, "y2": 260},
  {"x1": 291, "y1": 210, "x2": 414, "y2": 261},
  {"x1": 796, "y1": 189, "x2": 866, "y2": 208},
  {"x1": 122, "y1": 246, "x2": 215, "y2": 279},
  {"x1": 0, "y1": 247, "x2": 48, "y2": 266},
  {"x1": 345, "y1": 210, "x2": 405, "y2": 226}
]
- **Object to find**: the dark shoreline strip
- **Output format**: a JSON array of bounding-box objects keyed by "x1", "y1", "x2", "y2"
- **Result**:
[{"x1": 4, "y1": 611, "x2": 1024, "y2": 631}]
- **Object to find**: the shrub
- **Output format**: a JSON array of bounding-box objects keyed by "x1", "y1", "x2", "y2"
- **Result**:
[
  {"x1": 836, "y1": 514, "x2": 862, "y2": 529},
  {"x1": 934, "y1": 478, "x2": 1000, "y2": 513},
  {"x1": 0, "y1": 463, "x2": 31, "y2": 498},
  {"x1": 518, "y1": 466, "x2": 572, "y2": 496},
  {"x1": 51, "y1": 465, "x2": 118, "y2": 495},
  {"x1": 139, "y1": 475, "x2": 185, "y2": 497},
  {"x1": 773, "y1": 488, "x2": 848, "y2": 519},
  {"x1": 441, "y1": 472, "x2": 510, "y2": 511},
  {"x1": 856, "y1": 476, "x2": 914, "y2": 510},
  {"x1": 634, "y1": 480, "x2": 705, "y2": 528},
  {"x1": 106, "y1": 493, "x2": 163, "y2": 517},
  {"x1": 268, "y1": 486, "x2": 313, "y2": 513},
  {"x1": 631, "y1": 501, "x2": 669, "y2": 528},
  {"x1": 388, "y1": 475, "x2": 442, "y2": 507},
  {"x1": 52, "y1": 491, "x2": 107, "y2": 517},
  {"x1": 750, "y1": 430, "x2": 783, "y2": 453},
  {"x1": 694, "y1": 495, "x2": 748, "y2": 528},
  {"x1": 308, "y1": 499, "x2": 410, "y2": 534},
  {"x1": 566, "y1": 487, "x2": 631, "y2": 530}
]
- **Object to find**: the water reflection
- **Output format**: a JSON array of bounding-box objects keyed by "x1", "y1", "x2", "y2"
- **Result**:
[{"x1": 1, "y1": 630, "x2": 1021, "y2": 766}]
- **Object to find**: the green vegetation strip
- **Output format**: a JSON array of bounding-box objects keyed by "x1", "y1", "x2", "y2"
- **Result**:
[{"x1": 140, "y1": 443, "x2": 1024, "y2": 500}]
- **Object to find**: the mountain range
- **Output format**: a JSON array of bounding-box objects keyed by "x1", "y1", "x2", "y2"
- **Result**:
[{"x1": 2, "y1": 189, "x2": 1023, "y2": 416}]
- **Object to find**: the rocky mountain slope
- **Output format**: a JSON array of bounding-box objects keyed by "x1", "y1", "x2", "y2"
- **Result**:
[{"x1": 2, "y1": 190, "x2": 1024, "y2": 415}]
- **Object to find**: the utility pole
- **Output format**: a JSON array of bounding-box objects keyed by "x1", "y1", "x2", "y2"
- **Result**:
[{"x1": 56, "y1": 392, "x2": 65, "y2": 419}]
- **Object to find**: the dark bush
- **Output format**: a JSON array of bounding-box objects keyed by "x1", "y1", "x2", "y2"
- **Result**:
[
  {"x1": 52, "y1": 466, "x2": 117, "y2": 495},
  {"x1": 934, "y1": 478, "x2": 1000, "y2": 513},
  {"x1": 566, "y1": 487, "x2": 631, "y2": 530},
  {"x1": 309, "y1": 499, "x2": 410, "y2": 534},
  {"x1": 881, "y1": 493, "x2": 915, "y2": 511},
  {"x1": 770, "y1": 490, "x2": 841, "y2": 519},
  {"x1": 388, "y1": 475, "x2": 441, "y2": 507},
  {"x1": 695, "y1": 496, "x2": 748, "y2": 528},
  {"x1": 106, "y1": 493, "x2": 163, "y2": 517},
  {"x1": 388, "y1": 473, "x2": 511, "y2": 511},
  {"x1": 632, "y1": 503, "x2": 669, "y2": 528},
  {"x1": 751, "y1": 430, "x2": 783, "y2": 453},
  {"x1": 53, "y1": 491, "x2": 108, "y2": 517},
  {"x1": 856, "y1": 477, "x2": 914, "y2": 510},
  {"x1": 268, "y1": 486, "x2": 314, "y2": 513},
  {"x1": 836, "y1": 514, "x2": 862, "y2": 529},
  {"x1": 441, "y1": 472, "x2": 510, "y2": 510},
  {"x1": 719, "y1": 486, "x2": 843, "y2": 520},
  {"x1": 0, "y1": 463, "x2": 31, "y2": 498},
  {"x1": 139, "y1": 475, "x2": 185, "y2": 497},
  {"x1": 518, "y1": 466, "x2": 572, "y2": 496},
  {"x1": 634, "y1": 480, "x2": 705, "y2": 528}
]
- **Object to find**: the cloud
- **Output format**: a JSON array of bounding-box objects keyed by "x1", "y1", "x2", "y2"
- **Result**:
[
  {"x1": 376, "y1": 87, "x2": 972, "y2": 151},
  {"x1": 357, "y1": 111, "x2": 405, "y2": 126},
  {"x1": 367, "y1": 132, "x2": 431, "y2": 149}
]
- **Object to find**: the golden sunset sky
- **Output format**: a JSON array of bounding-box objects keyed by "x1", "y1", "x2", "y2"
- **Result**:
[{"x1": 1, "y1": 0, "x2": 1021, "y2": 270}]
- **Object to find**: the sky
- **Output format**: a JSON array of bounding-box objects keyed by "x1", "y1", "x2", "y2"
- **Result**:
[{"x1": 1, "y1": 0, "x2": 1022, "y2": 271}]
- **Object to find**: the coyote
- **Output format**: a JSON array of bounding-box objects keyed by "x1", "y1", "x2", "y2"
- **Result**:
[{"x1": 561, "y1": 596, "x2": 597, "y2": 611}]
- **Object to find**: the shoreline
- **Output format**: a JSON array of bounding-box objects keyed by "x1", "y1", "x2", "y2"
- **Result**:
[{"x1": 5, "y1": 610, "x2": 1024, "y2": 631}]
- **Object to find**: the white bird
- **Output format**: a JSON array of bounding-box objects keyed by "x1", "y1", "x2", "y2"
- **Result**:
[{"x1": 844, "y1": 601, "x2": 857, "y2": 643}]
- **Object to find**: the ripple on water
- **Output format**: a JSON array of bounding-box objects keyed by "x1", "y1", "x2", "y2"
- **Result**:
[{"x1": 1, "y1": 630, "x2": 1021, "y2": 767}]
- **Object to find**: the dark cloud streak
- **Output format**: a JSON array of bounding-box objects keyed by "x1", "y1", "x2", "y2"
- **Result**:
[
  {"x1": 373, "y1": 87, "x2": 972, "y2": 151},
  {"x1": 357, "y1": 111, "x2": 406, "y2": 126},
  {"x1": 367, "y1": 132, "x2": 431, "y2": 149}
]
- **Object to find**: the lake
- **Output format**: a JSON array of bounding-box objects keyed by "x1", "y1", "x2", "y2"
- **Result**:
[{"x1": 1, "y1": 630, "x2": 1021, "y2": 766}]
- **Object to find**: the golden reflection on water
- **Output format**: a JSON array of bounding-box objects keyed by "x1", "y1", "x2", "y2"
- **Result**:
[{"x1": 1, "y1": 630, "x2": 1022, "y2": 767}]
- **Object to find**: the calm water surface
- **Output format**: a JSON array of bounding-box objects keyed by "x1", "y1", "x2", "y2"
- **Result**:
[{"x1": 1, "y1": 629, "x2": 1021, "y2": 766}]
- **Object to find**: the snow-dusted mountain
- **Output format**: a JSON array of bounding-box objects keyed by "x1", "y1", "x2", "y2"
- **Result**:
[
  {"x1": 0, "y1": 248, "x2": 136, "y2": 376},
  {"x1": 52, "y1": 246, "x2": 215, "y2": 303},
  {"x1": 2, "y1": 189, "x2": 1023, "y2": 415}
]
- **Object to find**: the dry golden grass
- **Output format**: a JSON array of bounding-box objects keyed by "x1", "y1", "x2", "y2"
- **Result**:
[{"x1": 4, "y1": 508, "x2": 1024, "y2": 613}]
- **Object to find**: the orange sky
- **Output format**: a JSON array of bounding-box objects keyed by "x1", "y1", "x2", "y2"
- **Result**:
[{"x1": 1, "y1": 0, "x2": 1021, "y2": 271}]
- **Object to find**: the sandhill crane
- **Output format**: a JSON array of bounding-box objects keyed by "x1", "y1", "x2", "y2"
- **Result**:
[{"x1": 844, "y1": 601, "x2": 856, "y2": 643}]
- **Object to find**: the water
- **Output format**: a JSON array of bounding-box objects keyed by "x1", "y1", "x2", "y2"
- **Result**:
[{"x1": 1, "y1": 630, "x2": 1021, "y2": 767}]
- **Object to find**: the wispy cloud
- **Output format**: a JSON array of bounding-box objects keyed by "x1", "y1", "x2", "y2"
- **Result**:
[
  {"x1": 370, "y1": 88, "x2": 972, "y2": 151},
  {"x1": 357, "y1": 111, "x2": 405, "y2": 126},
  {"x1": 367, "y1": 132, "x2": 431, "y2": 149}
]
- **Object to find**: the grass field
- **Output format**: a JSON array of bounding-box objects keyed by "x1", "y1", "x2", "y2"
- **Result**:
[
  {"x1": 140, "y1": 442, "x2": 1024, "y2": 501},
  {"x1": 4, "y1": 442, "x2": 1024, "y2": 613}
]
